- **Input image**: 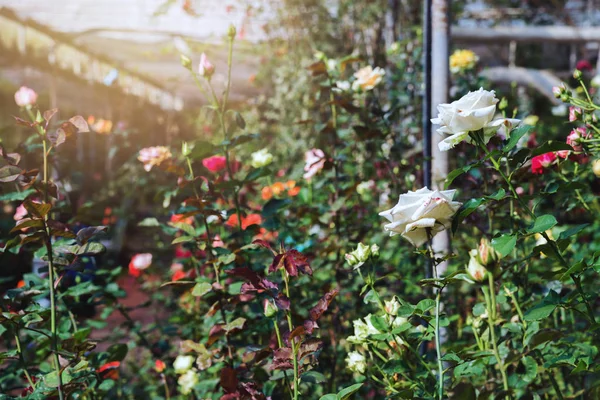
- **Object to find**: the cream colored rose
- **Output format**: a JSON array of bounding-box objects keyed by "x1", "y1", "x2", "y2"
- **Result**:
[
  {"x1": 250, "y1": 148, "x2": 273, "y2": 168},
  {"x1": 177, "y1": 369, "x2": 199, "y2": 394},
  {"x1": 173, "y1": 355, "x2": 194, "y2": 374},
  {"x1": 352, "y1": 66, "x2": 385, "y2": 91},
  {"x1": 431, "y1": 88, "x2": 520, "y2": 151},
  {"x1": 379, "y1": 188, "x2": 462, "y2": 247},
  {"x1": 346, "y1": 351, "x2": 367, "y2": 374}
]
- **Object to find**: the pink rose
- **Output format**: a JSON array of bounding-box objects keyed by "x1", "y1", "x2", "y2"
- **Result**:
[
  {"x1": 569, "y1": 106, "x2": 582, "y2": 122},
  {"x1": 138, "y1": 146, "x2": 172, "y2": 171},
  {"x1": 14, "y1": 86, "x2": 38, "y2": 107},
  {"x1": 13, "y1": 204, "x2": 28, "y2": 221},
  {"x1": 531, "y1": 152, "x2": 556, "y2": 174},
  {"x1": 202, "y1": 155, "x2": 227, "y2": 172},
  {"x1": 303, "y1": 149, "x2": 325, "y2": 180}
]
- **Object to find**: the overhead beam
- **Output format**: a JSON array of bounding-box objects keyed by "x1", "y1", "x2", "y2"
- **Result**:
[{"x1": 452, "y1": 26, "x2": 600, "y2": 44}]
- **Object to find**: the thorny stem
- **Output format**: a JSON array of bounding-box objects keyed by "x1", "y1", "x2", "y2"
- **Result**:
[
  {"x1": 281, "y1": 269, "x2": 299, "y2": 400},
  {"x1": 426, "y1": 237, "x2": 444, "y2": 400},
  {"x1": 475, "y1": 134, "x2": 596, "y2": 324},
  {"x1": 40, "y1": 134, "x2": 64, "y2": 400},
  {"x1": 483, "y1": 275, "x2": 509, "y2": 397},
  {"x1": 14, "y1": 330, "x2": 35, "y2": 390}
]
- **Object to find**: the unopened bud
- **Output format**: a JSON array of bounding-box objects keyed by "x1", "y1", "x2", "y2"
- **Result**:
[
  {"x1": 593, "y1": 159, "x2": 600, "y2": 177},
  {"x1": 552, "y1": 86, "x2": 562, "y2": 98},
  {"x1": 476, "y1": 238, "x2": 500, "y2": 267},
  {"x1": 180, "y1": 54, "x2": 192, "y2": 70},
  {"x1": 560, "y1": 93, "x2": 570, "y2": 103},
  {"x1": 263, "y1": 298, "x2": 277, "y2": 318},
  {"x1": 182, "y1": 141, "x2": 191, "y2": 157},
  {"x1": 467, "y1": 249, "x2": 487, "y2": 283},
  {"x1": 498, "y1": 97, "x2": 508, "y2": 111},
  {"x1": 227, "y1": 24, "x2": 237, "y2": 38},
  {"x1": 573, "y1": 69, "x2": 583, "y2": 80}
]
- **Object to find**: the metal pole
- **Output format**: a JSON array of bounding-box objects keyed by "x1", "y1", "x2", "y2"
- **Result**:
[
  {"x1": 423, "y1": 0, "x2": 432, "y2": 192},
  {"x1": 431, "y1": 0, "x2": 451, "y2": 271},
  {"x1": 423, "y1": 0, "x2": 433, "y2": 283}
]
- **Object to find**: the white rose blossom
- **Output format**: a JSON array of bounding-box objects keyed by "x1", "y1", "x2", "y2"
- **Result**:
[
  {"x1": 352, "y1": 66, "x2": 385, "y2": 91},
  {"x1": 346, "y1": 351, "x2": 367, "y2": 374},
  {"x1": 250, "y1": 148, "x2": 273, "y2": 168},
  {"x1": 173, "y1": 355, "x2": 195, "y2": 374},
  {"x1": 177, "y1": 369, "x2": 199, "y2": 394},
  {"x1": 379, "y1": 187, "x2": 462, "y2": 247},
  {"x1": 347, "y1": 314, "x2": 380, "y2": 344},
  {"x1": 431, "y1": 88, "x2": 520, "y2": 151}
]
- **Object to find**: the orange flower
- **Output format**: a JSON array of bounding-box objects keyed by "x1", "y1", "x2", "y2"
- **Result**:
[
  {"x1": 171, "y1": 213, "x2": 194, "y2": 225},
  {"x1": 16, "y1": 280, "x2": 25, "y2": 288},
  {"x1": 271, "y1": 182, "x2": 286, "y2": 196},
  {"x1": 226, "y1": 213, "x2": 262, "y2": 230},
  {"x1": 261, "y1": 186, "x2": 273, "y2": 201},
  {"x1": 288, "y1": 186, "x2": 301, "y2": 197},
  {"x1": 155, "y1": 360, "x2": 166, "y2": 373},
  {"x1": 285, "y1": 180, "x2": 296, "y2": 189}
]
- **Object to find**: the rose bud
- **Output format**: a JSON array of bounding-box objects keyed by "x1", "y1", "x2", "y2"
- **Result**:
[
  {"x1": 263, "y1": 298, "x2": 277, "y2": 318},
  {"x1": 477, "y1": 238, "x2": 500, "y2": 267}
]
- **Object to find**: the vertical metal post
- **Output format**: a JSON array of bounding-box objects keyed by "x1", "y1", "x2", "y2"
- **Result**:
[
  {"x1": 423, "y1": 0, "x2": 432, "y2": 193},
  {"x1": 431, "y1": 0, "x2": 451, "y2": 271}
]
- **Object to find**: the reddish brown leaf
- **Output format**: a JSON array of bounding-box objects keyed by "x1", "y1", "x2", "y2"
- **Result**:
[
  {"x1": 13, "y1": 116, "x2": 32, "y2": 127},
  {"x1": 220, "y1": 367, "x2": 238, "y2": 393},
  {"x1": 289, "y1": 326, "x2": 306, "y2": 341},
  {"x1": 252, "y1": 239, "x2": 276, "y2": 255},
  {"x1": 298, "y1": 338, "x2": 323, "y2": 361},
  {"x1": 270, "y1": 347, "x2": 293, "y2": 370},
  {"x1": 309, "y1": 288, "x2": 339, "y2": 321}
]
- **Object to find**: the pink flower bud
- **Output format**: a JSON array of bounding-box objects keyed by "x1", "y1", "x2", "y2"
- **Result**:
[
  {"x1": 198, "y1": 53, "x2": 215, "y2": 78},
  {"x1": 14, "y1": 86, "x2": 38, "y2": 107},
  {"x1": 569, "y1": 106, "x2": 582, "y2": 122}
]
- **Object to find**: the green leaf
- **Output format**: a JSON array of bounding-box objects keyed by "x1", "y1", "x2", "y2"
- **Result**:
[
  {"x1": 218, "y1": 253, "x2": 236, "y2": 265},
  {"x1": 445, "y1": 164, "x2": 475, "y2": 189},
  {"x1": 191, "y1": 282, "x2": 212, "y2": 297},
  {"x1": 369, "y1": 315, "x2": 388, "y2": 332},
  {"x1": 320, "y1": 395, "x2": 338, "y2": 400},
  {"x1": 224, "y1": 317, "x2": 246, "y2": 333},
  {"x1": 337, "y1": 383, "x2": 363, "y2": 400},
  {"x1": 520, "y1": 356, "x2": 538, "y2": 384},
  {"x1": 524, "y1": 304, "x2": 556, "y2": 321},
  {"x1": 558, "y1": 224, "x2": 589, "y2": 241},
  {"x1": 301, "y1": 371, "x2": 327, "y2": 383},
  {"x1": 503, "y1": 124, "x2": 533, "y2": 152},
  {"x1": 234, "y1": 112, "x2": 246, "y2": 129},
  {"x1": 107, "y1": 343, "x2": 128, "y2": 362},
  {"x1": 452, "y1": 198, "x2": 485, "y2": 233},
  {"x1": 63, "y1": 242, "x2": 106, "y2": 255},
  {"x1": 0, "y1": 189, "x2": 34, "y2": 201},
  {"x1": 244, "y1": 167, "x2": 271, "y2": 182},
  {"x1": 171, "y1": 236, "x2": 195, "y2": 244},
  {"x1": 138, "y1": 217, "x2": 160, "y2": 227},
  {"x1": 188, "y1": 140, "x2": 217, "y2": 160},
  {"x1": 527, "y1": 214, "x2": 557, "y2": 234},
  {"x1": 0, "y1": 165, "x2": 22, "y2": 182},
  {"x1": 491, "y1": 234, "x2": 517, "y2": 258},
  {"x1": 169, "y1": 221, "x2": 196, "y2": 237}
]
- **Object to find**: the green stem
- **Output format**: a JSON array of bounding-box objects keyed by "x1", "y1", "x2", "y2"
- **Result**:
[
  {"x1": 483, "y1": 275, "x2": 509, "y2": 397},
  {"x1": 14, "y1": 330, "x2": 35, "y2": 390},
  {"x1": 41, "y1": 136, "x2": 64, "y2": 400},
  {"x1": 426, "y1": 238, "x2": 444, "y2": 400},
  {"x1": 281, "y1": 270, "x2": 299, "y2": 400}
]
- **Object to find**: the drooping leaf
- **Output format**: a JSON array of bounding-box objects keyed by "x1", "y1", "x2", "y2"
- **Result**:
[{"x1": 309, "y1": 288, "x2": 339, "y2": 321}]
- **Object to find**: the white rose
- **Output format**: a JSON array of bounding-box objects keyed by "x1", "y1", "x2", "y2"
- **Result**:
[
  {"x1": 250, "y1": 148, "x2": 273, "y2": 168},
  {"x1": 177, "y1": 369, "x2": 199, "y2": 394},
  {"x1": 384, "y1": 298, "x2": 401, "y2": 316},
  {"x1": 173, "y1": 355, "x2": 195, "y2": 374},
  {"x1": 431, "y1": 88, "x2": 520, "y2": 151},
  {"x1": 346, "y1": 351, "x2": 367, "y2": 374},
  {"x1": 379, "y1": 187, "x2": 462, "y2": 247},
  {"x1": 592, "y1": 75, "x2": 600, "y2": 88},
  {"x1": 467, "y1": 249, "x2": 487, "y2": 282},
  {"x1": 353, "y1": 66, "x2": 385, "y2": 91},
  {"x1": 347, "y1": 314, "x2": 380, "y2": 344},
  {"x1": 336, "y1": 81, "x2": 351, "y2": 91}
]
